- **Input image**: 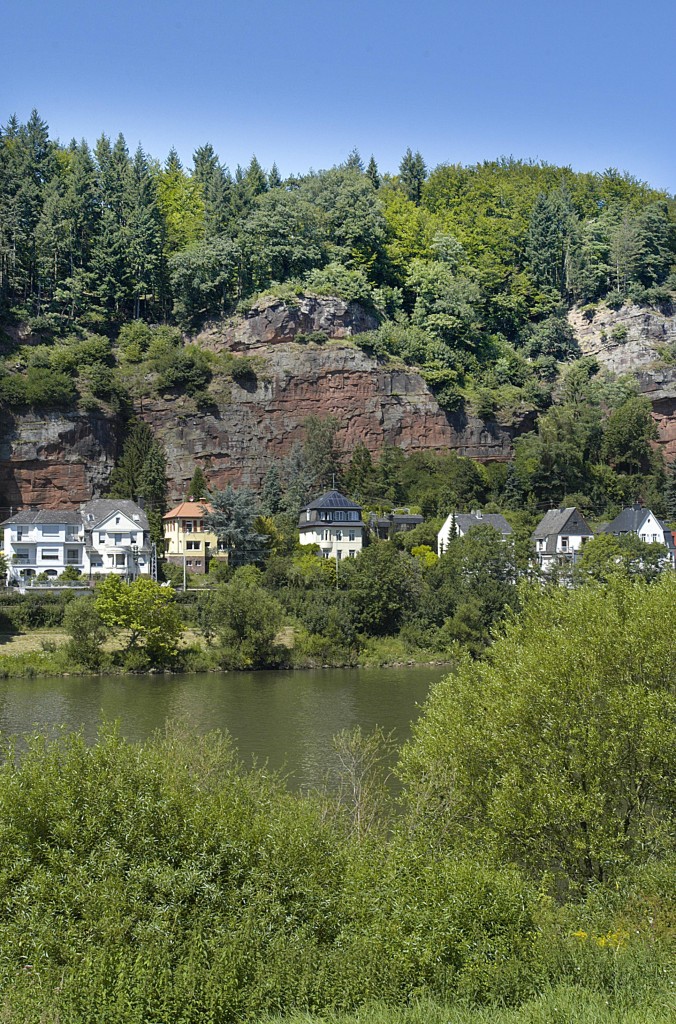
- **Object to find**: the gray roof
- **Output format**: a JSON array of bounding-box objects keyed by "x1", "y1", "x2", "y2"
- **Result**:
[
  {"x1": 305, "y1": 490, "x2": 361, "y2": 511},
  {"x1": 605, "y1": 505, "x2": 652, "y2": 536},
  {"x1": 660, "y1": 523, "x2": 676, "y2": 552},
  {"x1": 80, "y1": 499, "x2": 149, "y2": 531},
  {"x1": 531, "y1": 507, "x2": 593, "y2": 543},
  {"x1": 453, "y1": 512, "x2": 512, "y2": 536},
  {"x1": 1, "y1": 509, "x2": 83, "y2": 526}
]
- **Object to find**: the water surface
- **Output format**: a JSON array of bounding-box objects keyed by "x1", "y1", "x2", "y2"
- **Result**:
[{"x1": 0, "y1": 666, "x2": 449, "y2": 790}]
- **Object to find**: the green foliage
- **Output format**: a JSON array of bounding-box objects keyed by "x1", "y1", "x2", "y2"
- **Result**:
[
  {"x1": 188, "y1": 465, "x2": 209, "y2": 499},
  {"x1": 203, "y1": 484, "x2": 266, "y2": 567},
  {"x1": 95, "y1": 575, "x2": 182, "y2": 664},
  {"x1": 200, "y1": 575, "x2": 286, "y2": 668},
  {"x1": 63, "y1": 595, "x2": 107, "y2": 669},
  {"x1": 399, "y1": 574, "x2": 676, "y2": 888}
]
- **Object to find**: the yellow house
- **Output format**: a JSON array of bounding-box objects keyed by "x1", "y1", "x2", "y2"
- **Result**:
[{"x1": 163, "y1": 501, "x2": 226, "y2": 574}]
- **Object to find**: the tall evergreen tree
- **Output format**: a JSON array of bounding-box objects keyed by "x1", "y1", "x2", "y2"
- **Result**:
[
  {"x1": 399, "y1": 148, "x2": 427, "y2": 205},
  {"x1": 366, "y1": 155, "x2": 380, "y2": 190},
  {"x1": 139, "y1": 442, "x2": 168, "y2": 545},
  {"x1": 107, "y1": 420, "x2": 156, "y2": 500},
  {"x1": 188, "y1": 465, "x2": 209, "y2": 499},
  {"x1": 203, "y1": 485, "x2": 266, "y2": 567},
  {"x1": 260, "y1": 465, "x2": 283, "y2": 515}
]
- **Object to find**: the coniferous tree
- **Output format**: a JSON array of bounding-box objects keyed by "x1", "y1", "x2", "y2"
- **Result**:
[
  {"x1": 663, "y1": 461, "x2": 676, "y2": 522},
  {"x1": 366, "y1": 155, "x2": 380, "y2": 190},
  {"x1": 107, "y1": 420, "x2": 156, "y2": 500},
  {"x1": 139, "y1": 442, "x2": 168, "y2": 545},
  {"x1": 344, "y1": 441, "x2": 374, "y2": 502},
  {"x1": 399, "y1": 148, "x2": 427, "y2": 205},
  {"x1": 188, "y1": 465, "x2": 209, "y2": 499},
  {"x1": 267, "y1": 163, "x2": 283, "y2": 189},
  {"x1": 203, "y1": 484, "x2": 266, "y2": 567},
  {"x1": 260, "y1": 465, "x2": 283, "y2": 515}
]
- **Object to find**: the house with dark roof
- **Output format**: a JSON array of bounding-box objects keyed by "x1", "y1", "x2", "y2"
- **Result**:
[
  {"x1": 531, "y1": 507, "x2": 594, "y2": 571},
  {"x1": 298, "y1": 490, "x2": 365, "y2": 560},
  {"x1": 600, "y1": 504, "x2": 676, "y2": 568},
  {"x1": 368, "y1": 511, "x2": 424, "y2": 541},
  {"x1": 2, "y1": 499, "x2": 151, "y2": 582},
  {"x1": 437, "y1": 510, "x2": 512, "y2": 555}
]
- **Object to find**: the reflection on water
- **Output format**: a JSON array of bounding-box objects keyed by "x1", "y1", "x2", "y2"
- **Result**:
[{"x1": 0, "y1": 666, "x2": 449, "y2": 791}]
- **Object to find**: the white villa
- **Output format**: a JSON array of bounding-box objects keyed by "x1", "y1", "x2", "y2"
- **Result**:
[
  {"x1": 3, "y1": 499, "x2": 152, "y2": 583},
  {"x1": 531, "y1": 507, "x2": 594, "y2": 571},
  {"x1": 298, "y1": 490, "x2": 365, "y2": 560},
  {"x1": 600, "y1": 504, "x2": 676, "y2": 568},
  {"x1": 437, "y1": 510, "x2": 512, "y2": 554}
]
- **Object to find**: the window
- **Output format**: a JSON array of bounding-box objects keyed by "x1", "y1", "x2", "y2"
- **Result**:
[
  {"x1": 115, "y1": 517, "x2": 120, "y2": 525},
  {"x1": 98, "y1": 533, "x2": 105, "y2": 545},
  {"x1": 130, "y1": 533, "x2": 137, "y2": 544},
  {"x1": 186, "y1": 560, "x2": 193, "y2": 567},
  {"x1": 349, "y1": 549, "x2": 356, "y2": 558},
  {"x1": 66, "y1": 549, "x2": 80, "y2": 564},
  {"x1": 14, "y1": 549, "x2": 29, "y2": 563},
  {"x1": 114, "y1": 534, "x2": 122, "y2": 544},
  {"x1": 335, "y1": 530, "x2": 343, "y2": 541},
  {"x1": 336, "y1": 550, "x2": 342, "y2": 560},
  {"x1": 115, "y1": 553, "x2": 125, "y2": 567},
  {"x1": 322, "y1": 530, "x2": 330, "y2": 541},
  {"x1": 42, "y1": 525, "x2": 59, "y2": 536},
  {"x1": 348, "y1": 530, "x2": 355, "y2": 542},
  {"x1": 16, "y1": 528, "x2": 23, "y2": 541},
  {"x1": 186, "y1": 540, "x2": 200, "y2": 550},
  {"x1": 41, "y1": 548, "x2": 59, "y2": 561},
  {"x1": 322, "y1": 550, "x2": 331, "y2": 559},
  {"x1": 561, "y1": 537, "x2": 569, "y2": 550},
  {"x1": 185, "y1": 521, "x2": 193, "y2": 533}
]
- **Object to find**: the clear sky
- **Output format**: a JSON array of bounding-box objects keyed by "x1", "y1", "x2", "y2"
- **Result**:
[{"x1": 3, "y1": 0, "x2": 675, "y2": 191}]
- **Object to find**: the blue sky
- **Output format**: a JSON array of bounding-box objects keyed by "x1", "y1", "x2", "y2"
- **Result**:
[{"x1": 3, "y1": 0, "x2": 675, "y2": 191}]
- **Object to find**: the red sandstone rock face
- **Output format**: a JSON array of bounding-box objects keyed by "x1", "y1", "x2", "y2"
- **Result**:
[
  {"x1": 0, "y1": 409, "x2": 120, "y2": 512},
  {"x1": 139, "y1": 342, "x2": 529, "y2": 501}
]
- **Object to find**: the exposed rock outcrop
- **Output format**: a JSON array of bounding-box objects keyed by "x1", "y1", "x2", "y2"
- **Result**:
[
  {"x1": 0, "y1": 409, "x2": 120, "y2": 512},
  {"x1": 569, "y1": 300, "x2": 676, "y2": 462},
  {"x1": 140, "y1": 341, "x2": 529, "y2": 500},
  {"x1": 197, "y1": 295, "x2": 380, "y2": 352}
]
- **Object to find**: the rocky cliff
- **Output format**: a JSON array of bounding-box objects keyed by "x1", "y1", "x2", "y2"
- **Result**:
[
  {"x1": 569, "y1": 300, "x2": 676, "y2": 462},
  {"x1": 0, "y1": 298, "x2": 527, "y2": 509}
]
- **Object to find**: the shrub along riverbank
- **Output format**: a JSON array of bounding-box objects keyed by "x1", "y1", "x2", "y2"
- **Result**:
[{"x1": 0, "y1": 574, "x2": 672, "y2": 1021}]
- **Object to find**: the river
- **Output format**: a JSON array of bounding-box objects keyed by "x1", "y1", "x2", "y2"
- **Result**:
[{"x1": 0, "y1": 665, "x2": 449, "y2": 791}]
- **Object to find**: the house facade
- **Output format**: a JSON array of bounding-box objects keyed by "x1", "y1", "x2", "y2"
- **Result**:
[
  {"x1": 601, "y1": 504, "x2": 676, "y2": 567},
  {"x1": 163, "y1": 501, "x2": 226, "y2": 574},
  {"x1": 368, "y1": 511, "x2": 424, "y2": 540},
  {"x1": 3, "y1": 499, "x2": 151, "y2": 582},
  {"x1": 531, "y1": 507, "x2": 594, "y2": 571},
  {"x1": 437, "y1": 511, "x2": 512, "y2": 555},
  {"x1": 299, "y1": 490, "x2": 365, "y2": 560}
]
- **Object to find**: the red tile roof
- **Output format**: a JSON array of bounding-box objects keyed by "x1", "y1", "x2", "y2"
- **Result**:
[{"x1": 163, "y1": 501, "x2": 213, "y2": 520}]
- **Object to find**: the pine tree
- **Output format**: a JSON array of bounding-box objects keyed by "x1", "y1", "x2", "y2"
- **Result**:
[
  {"x1": 203, "y1": 485, "x2": 266, "y2": 567},
  {"x1": 345, "y1": 148, "x2": 364, "y2": 172},
  {"x1": 188, "y1": 466, "x2": 209, "y2": 499},
  {"x1": 140, "y1": 443, "x2": 168, "y2": 546},
  {"x1": 303, "y1": 415, "x2": 342, "y2": 492},
  {"x1": 664, "y1": 461, "x2": 676, "y2": 522},
  {"x1": 399, "y1": 148, "x2": 427, "y2": 205},
  {"x1": 366, "y1": 155, "x2": 380, "y2": 190},
  {"x1": 107, "y1": 420, "x2": 155, "y2": 500},
  {"x1": 260, "y1": 465, "x2": 282, "y2": 515},
  {"x1": 267, "y1": 163, "x2": 283, "y2": 189},
  {"x1": 344, "y1": 441, "x2": 374, "y2": 502}
]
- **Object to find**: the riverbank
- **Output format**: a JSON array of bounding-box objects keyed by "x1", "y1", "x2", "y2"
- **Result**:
[{"x1": 0, "y1": 628, "x2": 455, "y2": 679}]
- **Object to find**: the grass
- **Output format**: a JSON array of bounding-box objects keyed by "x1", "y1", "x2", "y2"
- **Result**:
[{"x1": 260, "y1": 984, "x2": 676, "y2": 1024}]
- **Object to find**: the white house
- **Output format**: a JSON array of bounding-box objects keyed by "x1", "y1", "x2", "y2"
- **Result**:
[
  {"x1": 80, "y1": 499, "x2": 152, "y2": 578},
  {"x1": 601, "y1": 504, "x2": 676, "y2": 567},
  {"x1": 2, "y1": 510, "x2": 87, "y2": 582},
  {"x1": 298, "y1": 490, "x2": 365, "y2": 560},
  {"x1": 531, "y1": 507, "x2": 594, "y2": 571},
  {"x1": 3, "y1": 499, "x2": 152, "y2": 583},
  {"x1": 437, "y1": 510, "x2": 512, "y2": 555}
]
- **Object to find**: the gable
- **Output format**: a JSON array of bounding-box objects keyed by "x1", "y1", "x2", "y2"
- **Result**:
[{"x1": 94, "y1": 511, "x2": 143, "y2": 533}]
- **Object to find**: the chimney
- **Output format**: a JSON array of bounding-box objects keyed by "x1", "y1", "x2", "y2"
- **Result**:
[{"x1": 137, "y1": 496, "x2": 145, "y2": 510}]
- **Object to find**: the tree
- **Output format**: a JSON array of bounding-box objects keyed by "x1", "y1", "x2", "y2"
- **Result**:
[
  {"x1": 303, "y1": 415, "x2": 342, "y2": 493},
  {"x1": 601, "y1": 396, "x2": 659, "y2": 474},
  {"x1": 95, "y1": 575, "x2": 182, "y2": 663},
  {"x1": 574, "y1": 532, "x2": 667, "y2": 583},
  {"x1": 203, "y1": 485, "x2": 267, "y2": 567},
  {"x1": 399, "y1": 148, "x2": 427, "y2": 205},
  {"x1": 399, "y1": 574, "x2": 676, "y2": 888},
  {"x1": 63, "y1": 596, "x2": 107, "y2": 669},
  {"x1": 139, "y1": 442, "x2": 168, "y2": 546},
  {"x1": 365, "y1": 155, "x2": 380, "y2": 190},
  {"x1": 346, "y1": 543, "x2": 420, "y2": 636},
  {"x1": 343, "y1": 441, "x2": 374, "y2": 502},
  {"x1": 206, "y1": 575, "x2": 285, "y2": 669},
  {"x1": 107, "y1": 420, "x2": 155, "y2": 500},
  {"x1": 188, "y1": 466, "x2": 209, "y2": 499},
  {"x1": 260, "y1": 465, "x2": 282, "y2": 515},
  {"x1": 665, "y1": 461, "x2": 676, "y2": 522}
]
